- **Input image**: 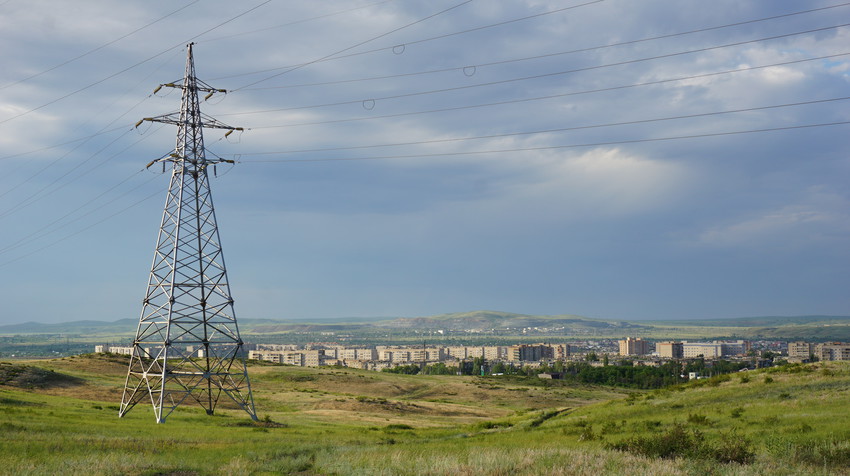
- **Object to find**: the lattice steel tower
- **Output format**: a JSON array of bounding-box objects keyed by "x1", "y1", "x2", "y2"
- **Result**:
[{"x1": 119, "y1": 43, "x2": 257, "y2": 423}]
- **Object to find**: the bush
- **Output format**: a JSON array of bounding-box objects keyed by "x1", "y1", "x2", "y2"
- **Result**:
[
  {"x1": 578, "y1": 425, "x2": 597, "y2": 441},
  {"x1": 767, "y1": 435, "x2": 850, "y2": 467},
  {"x1": 608, "y1": 423, "x2": 755, "y2": 464},
  {"x1": 713, "y1": 430, "x2": 755, "y2": 464},
  {"x1": 477, "y1": 421, "x2": 513, "y2": 430},
  {"x1": 687, "y1": 413, "x2": 711, "y2": 425},
  {"x1": 384, "y1": 424, "x2": 413, "y2": 431},
  {"x1": 608, "y1": 423, "x2": 700, "y2": 459}
]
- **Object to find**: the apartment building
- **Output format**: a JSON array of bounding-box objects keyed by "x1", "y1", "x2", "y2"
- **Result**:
[
  {"x1": 656, "y1": 342, "x2": 684, "y2": 359},
  {"x1": 508, "y1": 344, "x2": 555, "y2": 362},
  {"x1": 681, "y1": 340, "x2": 749, "y2": 359},
  {"x1": 618, "y1": 337, "x2": 652, "y2": 356},
  {"x1": 816, "y1": 342, "x2": 850, "y2": 361},
  {"x1": 788, "y1": 341, "x2": 815, "y2": 359}
]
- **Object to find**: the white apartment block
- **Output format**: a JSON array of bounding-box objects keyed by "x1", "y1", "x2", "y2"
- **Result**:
[
  {"x1": 788, "y1": 341, "x2": 815, "y2": 359},
  {"x1": 681, "y1": 340, "x2": 749, "y2": 359},
  {"x1": 94, "y1": 345, "x2": 135, "y2": 356},
  {"x1": 816, "y1": 342, "x2": 850, "y2": 361}
]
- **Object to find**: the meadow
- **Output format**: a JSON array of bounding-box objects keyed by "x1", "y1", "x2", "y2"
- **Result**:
[{"x1": 1, "y1": 355, "x2": 849, "y2": 475}]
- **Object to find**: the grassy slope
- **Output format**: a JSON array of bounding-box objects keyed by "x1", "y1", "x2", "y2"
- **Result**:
[{"x1": 1, "y1": 356, "x2": 849, "y2": 475}]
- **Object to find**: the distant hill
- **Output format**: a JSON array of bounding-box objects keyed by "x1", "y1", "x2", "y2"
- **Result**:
[
  {"x1": 3, "y1": 312, "x2": 849, "y2": 340},
  {"x1": 0, "y1": 319, "x2": 139, "y2": 335},
  {"x1": 374, "y1": 310, "x2": 643, "y2": 331},
  {"x1": 649, "y1": 315, "x2": 850, "y2": 327}
]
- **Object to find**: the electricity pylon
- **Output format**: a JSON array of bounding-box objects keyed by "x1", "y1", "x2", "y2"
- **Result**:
[{"x1": 119, "y1": 43, "x2": 257, "y2": 423}]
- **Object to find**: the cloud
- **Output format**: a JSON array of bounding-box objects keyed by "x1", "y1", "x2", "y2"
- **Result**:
[{"x1": 1, "y1": 0, "x2": 849, "y2": 323}]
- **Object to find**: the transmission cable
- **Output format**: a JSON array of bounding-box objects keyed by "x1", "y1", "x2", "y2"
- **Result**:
[
  {"x1": 231, "y1": 0, "x2": 475, "y2": 91},
  {"x1": 221, "y1": 1, "x2": 849, "y2": 86},
  {"x1": 237, "y1": 97, "x2": 850, "y2": 156},
  {"x1": 241, "y1": 53, "x2": 849, "y2": 131},
  {"x1": 243, "y1": 3, "x2": 850, "y2": 91},
  {"x1": 0, "y1": 170, "x2": 157, "y2": 256},
  {"x1": 225, "y1": 24, "x2": 849, "y2": 117},
  {"x1": 0, "y1": 125, "x2": 161, "y2": 220},
  {"x1": 0, "y1": 1, "x2": 200, "y2": 91},
  {"x1": 237, "y1": 121, "x2": 850, "y2": 164},
  {"x1": 0, "y1": 187, "x2": 164, "y2": 269},
  {"x1": 198, "y1": 0, "x2": 399, "y2": 44},
  {"x1": 0, "y1": 0, "x2": 271, "y2": 128},
  {"x1": 223, "y1": 0, "x2": 605, "y2": 84}
]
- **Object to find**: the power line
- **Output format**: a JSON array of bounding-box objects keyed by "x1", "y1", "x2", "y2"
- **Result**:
[
  {"x1": 219, "y1": 1, "x2": 850, "y2": 86},
  {"x1": 231, "y1": 0, "x2": 476, "y2": 91},
  {"x1": 236, "y1": 120, "x2": 850, "y2": 164},
  {"x1": 0, "y1": 125, "x2": 163, "y2": 220},
  {"x1": 239, "y1": 53, "x2": 850, "y2": 129},
  {"x1": 231, "y1": 97, "x2": 850, "y2": 155},
  {"x1": 0, "y1": 1, "x2": 200, "y2": 91},
  {"x1": 198, "y1": 0, "x2": 399, "y2": 44},
  {"x1": 0, "y1": 170, "x2": 156, "y2": 256},
  {"x1": 223, "y1": 25, "x2": 850, "y2": 117},
  {"x1": 0, "y1": 0, "x2": 271, "y2": 128},
  {"x1": 0, "y1": 187, "x2": 163, "y2": 269}
]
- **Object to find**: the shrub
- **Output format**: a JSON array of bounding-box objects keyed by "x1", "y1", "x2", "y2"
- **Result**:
[
  {"x1": 643, "y1": 420, "x2": 662, "y2": 430},
  {"x1": 608, "y1": 423, "x2": 755, "y2": 464},
  {"x1": 477, "y1": 421, "x2": 513, "y2": 430},
  {"x1": 384, "y1": 424, "x2": 413, "y2": 431},
  {"x1": 578, "y1": 425, "x2": 597, "y2": 441},
  {"x1": 601, "y1": 421, "x2": 619, "y2": 434},
  {"x1": 608, "y1": 423, "x2": 700, "y2": 459},
  {"x1": 762, "y1": 416, "x2": 780, "y2": 425},
  {"x1": 713, "y1": 430, "x2": 755, "y2": 464},
  {"x1": 687, "y1": 413, "x2": 711, "y2": 426},
  {"x1": 768, "y1": 436, "x2": 850, "y2": 467},
  {"x1": 730, "y1": 407, "x2": 744, "y2": 419}
]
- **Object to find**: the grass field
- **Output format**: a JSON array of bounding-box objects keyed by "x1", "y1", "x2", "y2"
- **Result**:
[{"x1": 1, "y1": 355, "x2": 849, "y2": 475}]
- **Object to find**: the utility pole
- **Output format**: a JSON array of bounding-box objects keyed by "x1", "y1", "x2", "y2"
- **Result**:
[{"x1": 119, "y1": 43, "x2": 257, "y2": 423}]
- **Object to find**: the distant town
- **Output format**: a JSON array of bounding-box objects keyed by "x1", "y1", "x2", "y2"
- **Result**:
[{"x1": 94, "y1": 338, "x2": 849, "y2": 375}]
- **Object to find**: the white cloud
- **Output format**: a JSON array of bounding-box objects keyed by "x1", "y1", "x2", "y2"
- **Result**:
[
  {"x1": 695, "y1": 199, "x2": 850, "y2": 249},
  {"x1": 490, "y1": 148, "x2": 690, "y2": 219}
]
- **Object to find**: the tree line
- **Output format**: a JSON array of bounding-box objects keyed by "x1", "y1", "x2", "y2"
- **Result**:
[{"x1": 382, "y1": 356, "x2": 750, "y2": 389}]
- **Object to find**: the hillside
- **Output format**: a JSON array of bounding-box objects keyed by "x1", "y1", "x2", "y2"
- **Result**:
[
  {"x1": 1, "y1": 355, "x2": 848, "y2": 474},
  {"x1": 376, "y1": 310, "x2": 645, "y2": 331},
  {"x1": 3, "y1": 312, "x2": 850, "y2": 347}
]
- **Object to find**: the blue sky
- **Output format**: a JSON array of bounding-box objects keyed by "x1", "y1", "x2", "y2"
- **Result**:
[{"x1": 0, "y1": 0, "x2": 848, "y2": 325}]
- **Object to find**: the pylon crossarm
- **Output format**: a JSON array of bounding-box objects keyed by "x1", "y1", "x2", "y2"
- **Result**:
[
  {"x1": 153, "y1": 77, "x2": 226, "y2": 96},
  {"x1": 137, "y1": 112, "x2": 241, "y2": 132}
]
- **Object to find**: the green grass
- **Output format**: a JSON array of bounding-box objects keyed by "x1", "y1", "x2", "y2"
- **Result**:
[{"x1": 1, "y1": 356, "x2": 849, "y2": 475}]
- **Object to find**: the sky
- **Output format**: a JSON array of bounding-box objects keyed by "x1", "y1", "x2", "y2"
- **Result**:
[{"x1": 0, "y1": 0, "x2": 848, "y2": 325}]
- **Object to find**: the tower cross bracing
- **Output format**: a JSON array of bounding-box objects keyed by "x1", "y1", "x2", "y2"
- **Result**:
[{"x1": 119, "y1": 43, "x2": 257, "y2": 423}]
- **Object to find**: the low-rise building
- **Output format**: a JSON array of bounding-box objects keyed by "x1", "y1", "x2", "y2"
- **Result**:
[{"x1": 94, "y1": 345, "x2": 136, "y2": 356}]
